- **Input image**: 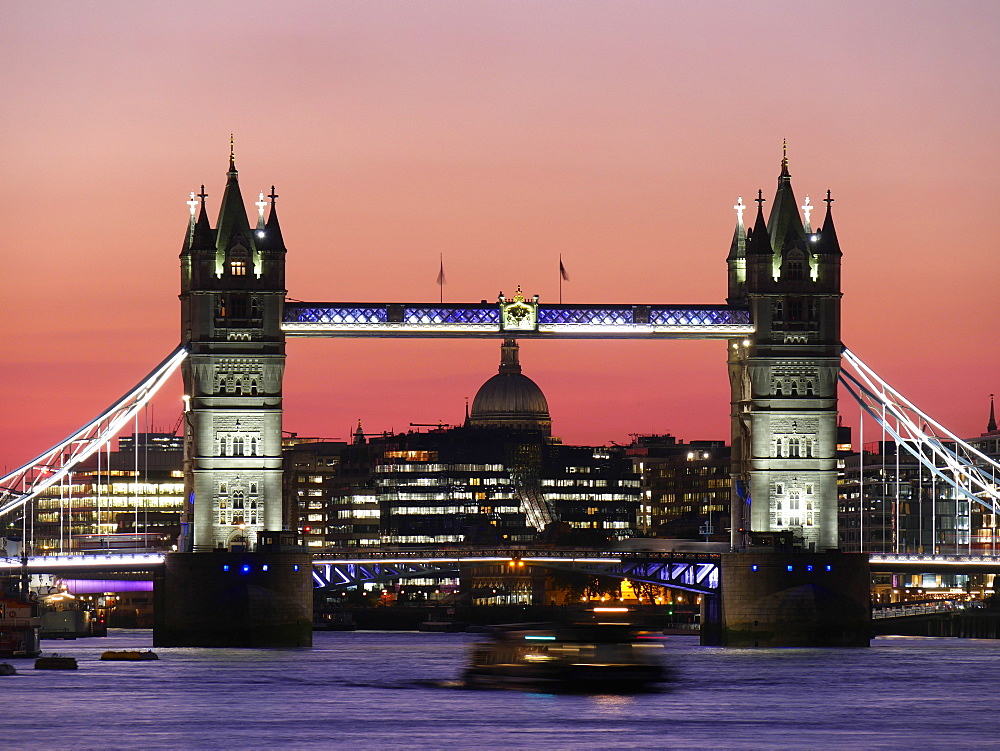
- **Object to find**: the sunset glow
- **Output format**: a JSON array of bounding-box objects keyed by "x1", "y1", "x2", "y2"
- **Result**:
[{"x1": 3, "y1": 2, "x2": 997, "y2": 471}]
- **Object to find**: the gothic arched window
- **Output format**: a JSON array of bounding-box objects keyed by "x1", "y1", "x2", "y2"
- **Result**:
[
  {"x1": 233, "y1": 436, "x2": 245, "y2": 456},
  {"x1": 788, "y1": 298, "x2": 804, "y2": 321}
]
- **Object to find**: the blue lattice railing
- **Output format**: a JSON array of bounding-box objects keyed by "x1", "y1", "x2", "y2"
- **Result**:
[{"x1": 282, "y1": 302, "x2": 752, "y2": 335}]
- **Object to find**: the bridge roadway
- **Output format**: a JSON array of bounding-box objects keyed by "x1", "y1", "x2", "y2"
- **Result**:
[
  {"x1": 2, "y1": 551, "x2": 998, "y2": 594},
  {"x1": 0, "y1": 549, "x2": 725, "y2": 594}
]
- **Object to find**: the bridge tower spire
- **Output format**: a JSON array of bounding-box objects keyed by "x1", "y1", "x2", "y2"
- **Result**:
[
  {"x1": 178, "y1": 148, "x2": 287, "y2": 551},
  {"x1": 729, "y1": 148, "x2": 842, "y2": 551}
]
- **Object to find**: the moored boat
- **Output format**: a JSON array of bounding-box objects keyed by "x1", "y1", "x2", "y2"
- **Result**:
[
  {"x1": 464, "y1": 622, "x2": 668, "y2": 691},
  {"x1": 35, "y1": 654, "x2": 78, "y2": 670},
  {"x1": 100, "y1": 650, "x2": 159, "y2": 661},
  {"x1": 0, "y1": 662, "x2": 17, "y2": 676}
]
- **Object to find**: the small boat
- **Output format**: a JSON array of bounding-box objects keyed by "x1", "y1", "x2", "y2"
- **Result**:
[
  {"x1": 100, "y1": 650, "x2": 159, "y2": 661},
  {"x1": 313, "y1": 611, "x2": 356, "y2": 631},
  {"x1": 0, "y1": 663, "x2": 17, "y2": 676},
  {"x1": 464, "y1": 623, "x2": 668, "y2": 691},
  {"x1": 34, "y1": 654, "x2": 78, "y2": 670}
]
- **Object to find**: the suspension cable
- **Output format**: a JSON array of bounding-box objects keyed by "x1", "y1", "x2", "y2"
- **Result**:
[{"x1": 0, "y1": 345, "x2": 188, "y2": 520}]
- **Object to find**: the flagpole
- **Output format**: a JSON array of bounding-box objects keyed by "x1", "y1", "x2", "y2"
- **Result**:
[
  {"x1": 559, "y1": 254, "x2": 563, "y2": 304},
  {"x1": 438, "y1": 253, "x2": 444, "y2": 304}
]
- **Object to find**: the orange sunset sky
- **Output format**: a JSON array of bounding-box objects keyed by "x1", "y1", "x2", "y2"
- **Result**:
[{"x1": 3, "y1": 1, "x2": 998, "y2": 471}]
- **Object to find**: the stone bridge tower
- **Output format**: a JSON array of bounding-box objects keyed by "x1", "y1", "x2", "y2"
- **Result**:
[
  {"x1": 727, "y1": 150, "x2": 843, "y2": 551},
  {"x1": 178, "y1": 149, "x2": 287, "y2": 551}
]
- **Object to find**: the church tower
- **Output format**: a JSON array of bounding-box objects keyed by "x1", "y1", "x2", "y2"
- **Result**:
[
  {"x1": 179, "y1": 145, "x2": 287, "y2": 551},
  {"x1": 728, "y1": 147, "x2": 842, "y2": 551}
]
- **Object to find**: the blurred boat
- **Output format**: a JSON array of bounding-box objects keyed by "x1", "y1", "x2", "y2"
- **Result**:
[
  {"x1": 0, "y1": 662, "x2": 17, "y2": 676},
  {"x1": 464, "y1": 622, "x2": 668, "y2": 691}
]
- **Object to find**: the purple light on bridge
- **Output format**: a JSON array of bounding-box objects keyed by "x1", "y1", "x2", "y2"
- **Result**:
[{"x1": 61, "y1": 579, "x2": 153, "y2": 594}]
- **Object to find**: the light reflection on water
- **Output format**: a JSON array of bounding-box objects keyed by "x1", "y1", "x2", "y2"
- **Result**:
[{"x1": 2, "y1": 630, "x2": 999, "y2": 749}]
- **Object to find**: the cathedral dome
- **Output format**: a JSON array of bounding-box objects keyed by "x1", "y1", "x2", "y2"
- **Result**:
[{"x1": 469, "y1": 339, "x2": 551, "y2": 435}]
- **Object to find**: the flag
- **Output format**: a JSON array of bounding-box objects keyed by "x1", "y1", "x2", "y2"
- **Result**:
[
  {"x1": 559, "y1": 256, "x2": 569, "y2": 281},
  {"x1": 437, "y1": 255, "x2": 446, "y2": 286}
]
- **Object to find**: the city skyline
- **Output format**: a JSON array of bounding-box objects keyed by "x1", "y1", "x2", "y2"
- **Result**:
[{"x1": 4, "y1": 2, "x2": 998, "y2": 472}]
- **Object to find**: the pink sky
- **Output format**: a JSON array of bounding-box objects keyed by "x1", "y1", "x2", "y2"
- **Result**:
[{"x1": 3, "y1": 2, "x2": 998, "y2": 471}]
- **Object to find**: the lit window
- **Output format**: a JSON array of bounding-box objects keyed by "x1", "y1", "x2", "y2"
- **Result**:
[{"x1": 230, "y1": 260, "x2": 247, "y2": 276}]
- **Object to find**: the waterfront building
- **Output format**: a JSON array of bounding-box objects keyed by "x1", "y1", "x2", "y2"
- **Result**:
[
  {"x1": 30, "y1": 432, "x2": 185, "y2": 553},
  {"x1": 838, "y1": 440, "x2": 968, "y2": 555},
  {"x1": 625, "y1": 434, "x2": 731, "y2": 537},
  {"x1": 281, "y1": 438, "x2": 347, "y2": 549}
]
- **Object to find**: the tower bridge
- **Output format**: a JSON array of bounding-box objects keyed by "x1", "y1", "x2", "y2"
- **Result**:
[
  {"x1": 4, "y1": 145, "x2": 999, "y2": 647},
  {"x1": 180, "y1": 145, "x2": 845, "y2": 557}
]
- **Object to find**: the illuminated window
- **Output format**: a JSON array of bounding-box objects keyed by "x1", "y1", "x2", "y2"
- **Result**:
[{"x1": 230, "y1": 260, "x2": 247, "y2": 276}]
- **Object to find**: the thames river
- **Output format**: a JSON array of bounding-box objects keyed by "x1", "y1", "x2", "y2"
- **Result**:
[{"x1": 3, "y1": 630, "x2": 999, "y2": 749}]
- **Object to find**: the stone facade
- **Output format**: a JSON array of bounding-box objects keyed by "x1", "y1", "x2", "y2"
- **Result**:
[
  {"x1": 727, "y1": 155, "x2": 843, "y2": 551},
  {"x1": 179, "y1": 157, "x2": 286, "y2": 551}
]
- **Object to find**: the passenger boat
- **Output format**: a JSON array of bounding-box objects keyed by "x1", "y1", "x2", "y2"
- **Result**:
[
  {"x1": 34, "y1": 654, "x2": 78, "y2": 670},
  {"x1": 100, "y1": 650, "x2": 159, "y2": 661},
  {"x1": 464, "y1": 623, "x2": 667, "y2": 691}
]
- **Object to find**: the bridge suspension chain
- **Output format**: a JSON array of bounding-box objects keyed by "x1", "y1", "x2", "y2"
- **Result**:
[
  {"x1": 0, "y1": 345, "x2": 188, "y2": 521},
  {"x1": 840, "y1": 348, "x2": 1000, "y2": 516}
]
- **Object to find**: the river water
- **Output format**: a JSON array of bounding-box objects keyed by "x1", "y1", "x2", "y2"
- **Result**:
[{"x1": 3, "y1": 630, "x2": 999, "y2": 749}]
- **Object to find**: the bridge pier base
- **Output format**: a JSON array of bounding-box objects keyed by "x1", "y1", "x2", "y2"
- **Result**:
[
  {"x1": 153, "y1": 551, "x2": 313, "y2": 648},
  {"x1": 702, "y1": 551, "x2": 870, "y2": 648}
]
